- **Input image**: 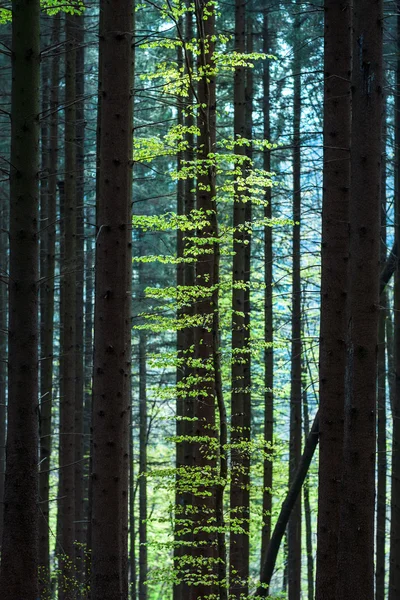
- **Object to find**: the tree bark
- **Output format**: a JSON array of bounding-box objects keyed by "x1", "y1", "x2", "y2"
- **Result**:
[
  {"x1": 91, "y1": 0, "x2": 134, "y2": 595},
  {"x1": 315, "y1": 2, "x2": 351, "y2": 598},
  {"x1": 0, "y1": 0, "x2": 40, "y2": 596},
  {"x1": 229, "y1": 0, "x2": 251, "y2": 594},
  {"x1": 336, "y1": 0, "x2": 383, "y2": 597},
  {"x1": 189, "y1": 2, "x2": 218, "y2": 596}
]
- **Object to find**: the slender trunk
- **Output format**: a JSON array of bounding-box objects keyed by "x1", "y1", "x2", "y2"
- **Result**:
[
  {"x1": 288, "y1": 12, "x2": 302, "y2": 599},
  {"x1": 261, "y1": 5, "x2": 274, "y2": 580},
  {"x1": 59, "y1": 15, "x2": 77, "y2": 598},
  {"x1": 0, "y1": 0, "x2": 40, "y2": 597},
  {"x1": 91, "y1": 0, "x2": 133, "y2": 594},
  {"x1": 139, "y1": 329, "x2": 147, "y2": 600},
  {"x1": 230, "y1": 0, "x2": 250, "y2": 594},
  {"x1": 302, "y1": 382, "x2": 314, "y2": 600},
  {"x1": 390, "y1": 5, "x2": 400, "y2": 597},
  {"x1": 75, "y1": 14, "x2": 85, "y2": 592},
  {"x1": 189, "y1": 2, "x2": 218, "y2": 596},
  {"x1": 0, "y1": 182, "x2": 7, "y2": 557},
  {"x1": 256, "y1": 412, "x2": 320, "y2": 597},
  {"x1": 337, "y1": 0, "x2": 383, "y2": 596},
  {"x1": 130, "y1": 412, "x2": 137, "y2": 600},
  {"x1": 315, "y1": 2, "x2": 351, "y2": 597},
  {"x1": 376, "y1": 96, "x2": 387, "y2": 600}
]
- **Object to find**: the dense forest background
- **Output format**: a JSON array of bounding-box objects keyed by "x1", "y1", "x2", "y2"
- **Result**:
[{"x1": 0, "y1": 0, "x2": 393, "y2": 598}]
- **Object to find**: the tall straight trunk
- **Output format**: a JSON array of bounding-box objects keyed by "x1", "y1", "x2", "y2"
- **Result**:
[
  {"x1": 59, "y1": 14, "x2": 77, "y2": 598},
  {"x1": 189, "y1": 1, "x2": 218, "y2": 596},
  {"x1": 302, "y1": 382, "x2": 314, "y2": 600},
  {"x1": 315, "y1": 2, "x2": 351, "y2": 597},
  {"x1": 336, "y1": 0, "x2": 383, "y2": 597},
  {"x1": 91, "y1": 0, "x2": 133, "y2": 595},
  {"x1": 0, "y1": 185, "x2": 7, "y2": 556},
  {"x1": 229, "y1": 0, "x2": 250, "y2": 594},
  {"x1": 138, "y1": 328, "x2": 147, "y2": 600},
  {"x1": 0, "y1": 0, "x2": 40, "y2": 597},
  {"x1": 84, "y1": 207, "x2": 94, "y2": 590},
  {"x1": 261, "y1": 5, "x2": 274, "y2": 578},
  {"x1": 376, "y1": 97, "x2": 387, "y2": 600},
  {"x1": 390, "y1": 4, "x2": 400, "y2": 597},
  {"x1": 39, "y1": 27, "x2": 50, "y2": 594},
  {"x1": 288, "y1": 12, "x2": 302, "y2": 600},
  {"x1": 74, "y1": 14, "x2": 85, "y2": 589},
  {"x1": 130, "y1": 415, "x2": 137, "y2": 600},
  {"x1": 39, "y1": 14, "x2": 60, "y2": 592}
]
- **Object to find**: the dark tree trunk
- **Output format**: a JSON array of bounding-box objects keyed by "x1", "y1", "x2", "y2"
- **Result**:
[
  {"x1": 0, "y1": 0, "x2": 40, "y2": 597},
  {"x1": 261, "y1": 5, "x2": 274, "y2": 580},
  {"x1": 91, "y1": 0, "x2": 134, "y2": 595},
  {"x1": 189, "y1": 1, "x2": 218, "y2": 596},
  {"x1": 229, "y1": 0, "x2": 251, "y2": 594},
  {"x1": 336, "y1": 0, "x2": 383, "y2": 597},
  {"x1": 138, "y1": 329, "x2": 147, "y2": 600},
  {"x1": 315, "y1": 2, "x2": 351, "y2": 598},
  {"x1": 0, "y1": 185, "x2": 7, "y2": 557},
  {"x1": 75, "y1": 14, "x2": 85, "y2": 591},
  {"x1": 288, "y1": 12, "x2": 302, "y2": 600}
]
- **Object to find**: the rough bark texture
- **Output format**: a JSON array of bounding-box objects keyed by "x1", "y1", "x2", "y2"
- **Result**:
[
  {"x1": 0, "y1": 184, "x2": 7, "y2": 557},
  {"x1": 302, "y1": 384, "x2": 314, "y2": 600},
  {"x1": 315, "y1": 2, "x2": 351, "y2": 598},
  {"x1": 0, "y1": 0, "x2": 40, "y2": 597},
  {"x1": 288, "y1": 13, "x2": 302, "y2": 599},
  {"x1": 91, "y1": 0, "x2": 133, "y2": 595},
  {"x1": 261, "y1": 5, "x2": 274, "y2": 580},
  {"x1": 336, "y1": 0, "x2": 383, "y2": 597}
]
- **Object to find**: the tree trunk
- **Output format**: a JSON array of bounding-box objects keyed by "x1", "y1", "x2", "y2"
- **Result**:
[
  {"x1": 75, "y1": 14, "x2": 85, "y2": 591},
  {"x1": 336, "y1": 0, "x2": 383, "y2": 597},
  {"x1": 0, "y1": 182, "x2": 7, "y2": 559},
  {"x1": 0, "y1": 0, "x2": 40, "y2": 597},
  {"x1": 302, "y1": 382, "x2": 314, "y2": 600},
  {"x1": 390, "y1": 5, "x2": 400, "y2": 598},
  {"x1": 91, "y1": 0, "x2": 134, "y2": 595},
  {"x1": 59, "y1": 15, "x2": 77, "y2": 598},
  {"x1": 229, "y1": 0, "x2": 251, "y2": 594},
  {"x1": 139, "y1": 329, "x2": 147, "y2": 600},
  {"x1": 315, "y1": 2, "x2": 351, "y2": 598},
  {"x1": 190, "y1": 1, "x2": 218, "y2": 596},
  {"x1": 376, "y1": 95, "x2": 387, "y2": 600},
  {"x1": 288, "y1": 11, "x2": 302, "y2": 599},
  {"x1": 261, "y1": 5, "x2": 274, "y2": 581}
]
